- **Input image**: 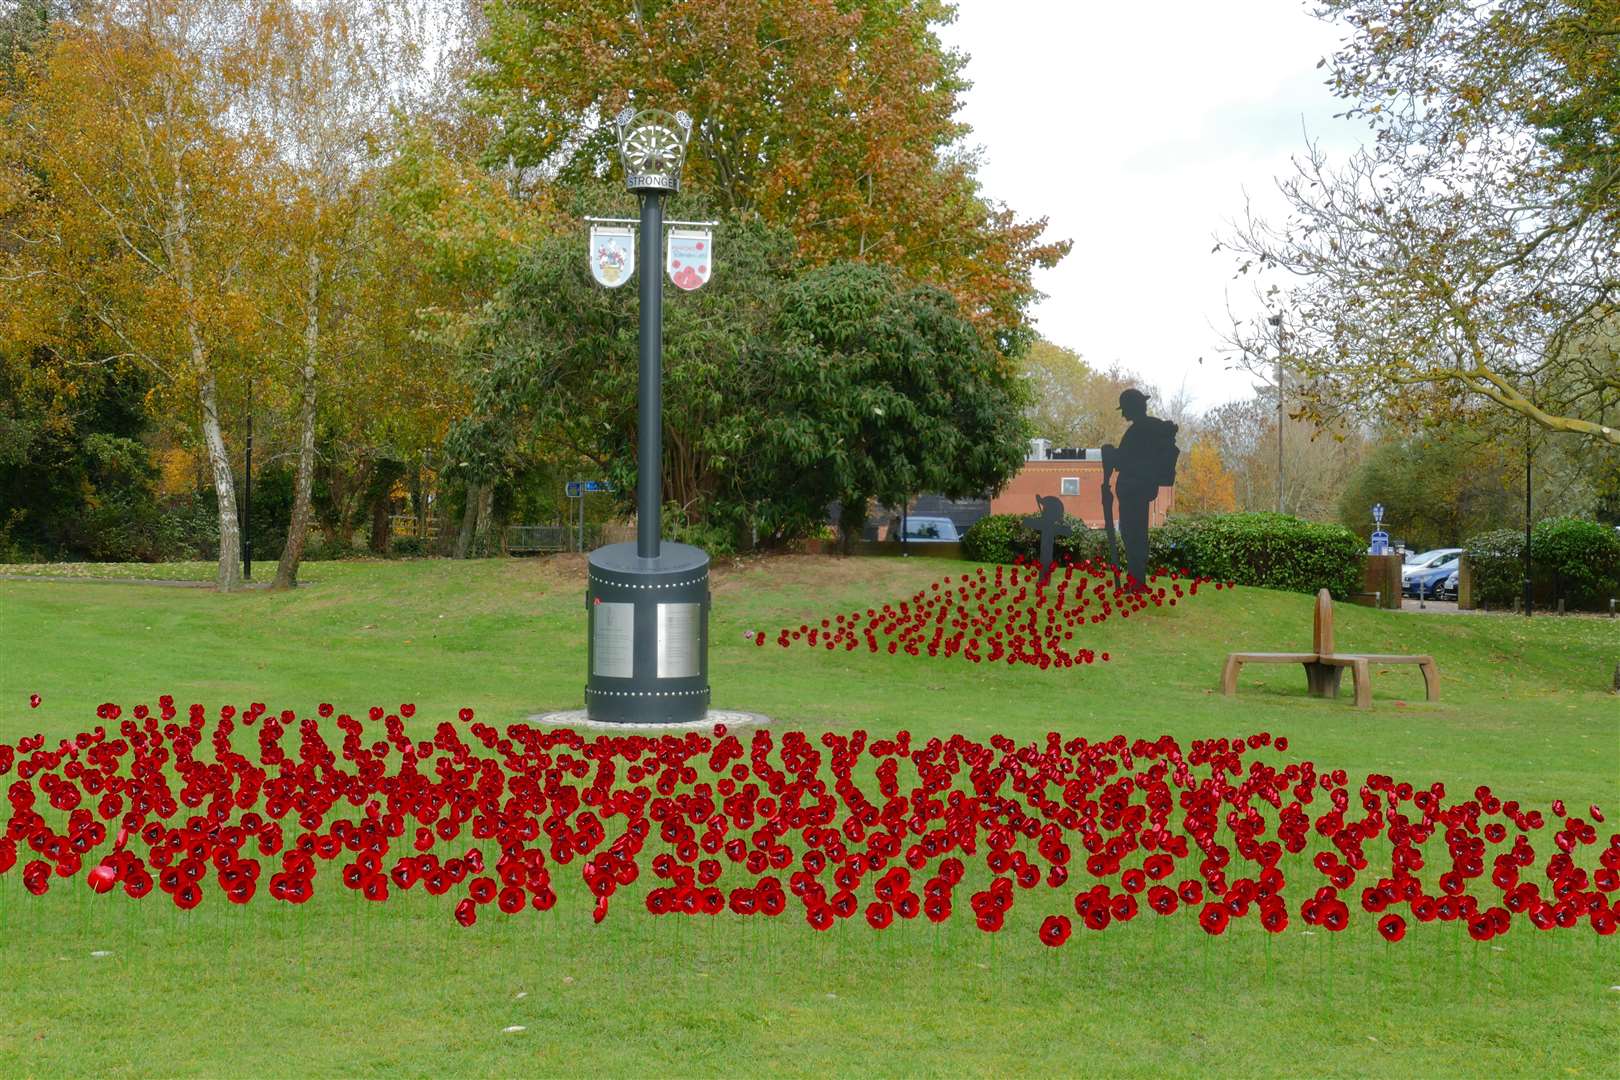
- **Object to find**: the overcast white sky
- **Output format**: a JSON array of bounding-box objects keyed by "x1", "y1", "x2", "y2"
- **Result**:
[{"x1": 936, "y1": 1, "x2": 1368, "y2": 411}]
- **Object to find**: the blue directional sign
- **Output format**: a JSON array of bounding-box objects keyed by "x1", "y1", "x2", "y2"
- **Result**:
[{"x1": 567, "y1": 480, "x2": 614, "y2": 498}]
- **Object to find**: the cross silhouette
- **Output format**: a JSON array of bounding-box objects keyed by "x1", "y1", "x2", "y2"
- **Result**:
[{"x1": 1021, "y1": 495, "x2": 1073, "y2": 584}]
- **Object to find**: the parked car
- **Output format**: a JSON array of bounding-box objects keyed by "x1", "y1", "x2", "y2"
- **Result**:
[
  {"x1": 1401, "y1": 547, "x2": 1463, "y2": 586},
  {"x1": 1404, "y1": 557, "x2": 1460, "y2": 600},
  {"x1": 1441, "y1": 568, "x2": 1460, "y2": 600},
  {"x1": 884, "y1": 515, "x2": 960, "y2": 543}
]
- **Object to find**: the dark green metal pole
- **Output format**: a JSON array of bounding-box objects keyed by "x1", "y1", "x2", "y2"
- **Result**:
[{"x1": 637, "y1": 192, "x2": 663, "y2": 560}]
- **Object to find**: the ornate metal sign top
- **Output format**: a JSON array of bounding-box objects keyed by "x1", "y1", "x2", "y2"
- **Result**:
[{"x1": 616, "y1": 107, "x2": 692, "y2": 193}]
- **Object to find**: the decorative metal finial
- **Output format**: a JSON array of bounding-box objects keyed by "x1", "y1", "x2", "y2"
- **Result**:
[{"x1": 616, "y1": 107, "x2": 691, "y2": 193}]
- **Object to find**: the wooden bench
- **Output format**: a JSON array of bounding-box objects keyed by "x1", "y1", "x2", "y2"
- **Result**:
[{"x1": 1221, "y1": 589, "x2": 1439, "y2": 708}]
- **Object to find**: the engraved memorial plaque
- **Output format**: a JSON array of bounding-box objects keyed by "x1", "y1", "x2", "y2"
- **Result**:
[
  {"x1": 657, "y1": 602, "x2": 701, "y2": 679},
  {"x1": 592, "y1": 602, "x2": 635, "y2": 679}
]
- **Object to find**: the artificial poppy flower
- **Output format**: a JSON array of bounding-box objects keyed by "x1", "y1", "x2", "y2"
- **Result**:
[
  {"x1": 1038, "y1": 914, "x2": 1072, "y2": 947},
  {"x1": 1377, "y1": 913, "x2": 1406, "y2": 942},
  {"x1": 1198, "y1": 902, "x2": 1229, "y2": 936}
]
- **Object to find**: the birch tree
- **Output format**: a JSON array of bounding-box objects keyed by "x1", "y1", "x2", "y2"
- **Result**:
[{"x1": 2, "y1": 1, "x2": 265, "y2": 589}]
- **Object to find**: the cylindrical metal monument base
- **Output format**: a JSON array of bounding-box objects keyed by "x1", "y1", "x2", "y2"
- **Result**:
[{"x1": 585, "y1": 541, "x2": 710, "y2": 724}]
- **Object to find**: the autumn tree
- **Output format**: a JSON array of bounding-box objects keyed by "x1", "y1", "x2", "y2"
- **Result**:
[
  {"x1": 365, "y1": 126, "x2": 541, "y2": 557},
  {"x1": 1019, "y1": 339, "x2": 1106, "y2": 447},
  {"x1": 1175, "y1": 440, "x2": 1237, "y2": 515},
  {"x1": 220, "y1": 0, "x2": 433, "y2": 586},
  {"x1": 1224, "y1": 0, "x2": 1619, "y2": 446},
  {"x1": 2, "y1": 2, "x2": 266, "y2": 589},
  {"x1": 474, "y1": 0, "x2": 1067, "y2": 355},
  {"x1": 1336, "y1": 429, "x2": 1522, "y2": 551},
  {"x1": 1202, "y1": 393, "x2": 1369, "y2": 520}
]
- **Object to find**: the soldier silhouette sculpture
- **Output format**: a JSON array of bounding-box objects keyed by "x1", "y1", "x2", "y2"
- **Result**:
[
  {"x1": 1101, "y1": 388, "x2": 1179, "y2": 591},
  {"x1": 1021, "y1": 494, "x2": 1072, "y2": 585}
]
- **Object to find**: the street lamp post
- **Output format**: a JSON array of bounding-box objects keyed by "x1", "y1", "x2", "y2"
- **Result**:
[
  {"x1": 582, "y1": 107, "x2": 713, "y2": 724},
  {"x1": 1267, "y1": 313, "x2": 1285, "y2": 514},
  {"x1": 1523, "y1": 415, "x2": 1534, "y2": 618}
]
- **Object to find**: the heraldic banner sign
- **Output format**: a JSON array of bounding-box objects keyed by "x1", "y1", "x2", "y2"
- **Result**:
[
  {"x1": 666, "y1": 227, "x2": 712, "y2": 291},
  {"x1": 589, "y1": 224, "x2": 635, "y2": 287}
]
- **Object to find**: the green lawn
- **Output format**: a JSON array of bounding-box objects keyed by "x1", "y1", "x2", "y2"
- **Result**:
[{"x1": 0, "y1": 556, "x2": 1616, "y2": 1077}]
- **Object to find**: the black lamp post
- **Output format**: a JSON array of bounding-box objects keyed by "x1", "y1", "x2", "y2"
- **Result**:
[
  {"x1": 582, "y1": 107, "x2": 712, "y2": 724},
  {"x1": 1267, "y1": 313, "x2": 1285, "y2": 515},
  {"x1": 1523, "y1": 415, "x2": 1533, "y2": 617}
]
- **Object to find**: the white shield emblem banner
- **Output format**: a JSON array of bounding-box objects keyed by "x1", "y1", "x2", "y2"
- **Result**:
[
  {"x1": 666, "y1": 228, "x2": 712, "y2": 291},
  {"x1": 589, "y1": 225, "x2": 634, "y2": 288}
]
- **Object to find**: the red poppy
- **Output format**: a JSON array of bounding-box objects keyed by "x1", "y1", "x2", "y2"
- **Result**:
[
  {"x1": 1039, "y1": 914, "x2": 1072, "y2": 947},
  {"x1": 1198, "y1": 902, "x2": 1229, "y2": 935},
  {"x1": 86, "y1": 862, "x2": 118, "y2": 894}
]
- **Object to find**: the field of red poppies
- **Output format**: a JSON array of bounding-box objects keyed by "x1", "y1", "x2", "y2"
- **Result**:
[
  {"x1": 6, "y1": 696, "x2": 1612, "y2": 945},
  {"x1": 0, "y1": 557, "x2": 1615, "y2": 1076},
  {"x1": 764, "y1": 558, "x2": 1212, "y2": 666}
]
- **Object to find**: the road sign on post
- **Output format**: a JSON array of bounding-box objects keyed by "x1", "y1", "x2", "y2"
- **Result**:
[{"x1": 565, "y1": 480, "x2": 615, "y2": 552}]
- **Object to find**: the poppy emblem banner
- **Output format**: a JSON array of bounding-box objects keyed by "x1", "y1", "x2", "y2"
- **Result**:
[
  {"x1": 667, "y1": 229, "x2": 712, "y2": 291},
  {"x1": 589, "y1": 226, "x2": 634, "y2": 288}
]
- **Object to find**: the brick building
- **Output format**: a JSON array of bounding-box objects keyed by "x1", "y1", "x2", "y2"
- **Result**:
[{"x1": 988, "y1": 447, "x2": 1175, "y2": 529}]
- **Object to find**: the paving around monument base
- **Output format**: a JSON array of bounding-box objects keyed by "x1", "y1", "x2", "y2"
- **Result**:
[{"x1": 0, "y1": 556, "x2": 1614, "y2": 1076}]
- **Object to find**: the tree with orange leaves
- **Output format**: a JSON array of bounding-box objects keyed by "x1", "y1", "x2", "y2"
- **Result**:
[
  {"x1": 474, "y1": 0, "x2": 1067, "y2": 356},
  {"x1": 1174, "y1": 440, "x2": 1238, "y2": 516}
]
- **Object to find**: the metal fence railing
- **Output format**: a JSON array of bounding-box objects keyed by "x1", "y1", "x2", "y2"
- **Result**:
[{"x1": 504, "y1": 525, "x2": 572, "y2": 553}]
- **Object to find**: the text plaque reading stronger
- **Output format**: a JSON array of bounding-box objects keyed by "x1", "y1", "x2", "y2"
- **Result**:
[
  {"x1": 657, "y1": 603, "x2": 701, "y2": 679},
  {"x1": 592, "y1": 602, "x2": 635, "y2": 678}
]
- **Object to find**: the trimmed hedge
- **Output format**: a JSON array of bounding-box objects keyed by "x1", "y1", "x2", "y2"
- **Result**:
[
  {"x1": 1463, "y1": 528, "x2": 1525, "y2": 607},
  {"x1": 961, "y1": 513, "x2": 1034, "y2": 564},
  {"x1": 962, "y1": 511, "x2": 1365, "y2": 598},
  {"x1": 1156, "y1": 513, "x2": 1365, "y2": 599},
  {"x1": 1533, "y1": 518, "x2": 1620, "y2": 608},
  {"x1": 1465, "y1": 518, "x2": 1620, "y2": 610}
]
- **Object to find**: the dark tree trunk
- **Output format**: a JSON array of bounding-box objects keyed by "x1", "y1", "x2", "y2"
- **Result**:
[{"x1": 837, "y1": 497, "x2": 868, "y2": 556}]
